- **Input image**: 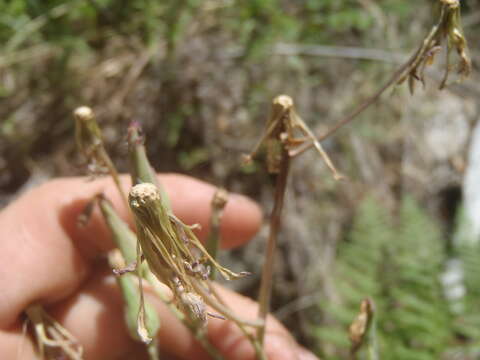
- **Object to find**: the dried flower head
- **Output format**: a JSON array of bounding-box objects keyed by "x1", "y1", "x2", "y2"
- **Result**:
[
  {"x1": 245, "y1": 95, "x2": 343, "y2": 179},
  {"x1": 73, "y1": 105, "x2": 117, "y2": 181},
  {"x1": 128, "y1": 183, "x2": 250, "y2": 328},
  {"x1": 129, "y1": 182, "x2": 247, "y2": 280},
  {"x1": 73, "y1": 106, "x2": 102, "y2": 157}
]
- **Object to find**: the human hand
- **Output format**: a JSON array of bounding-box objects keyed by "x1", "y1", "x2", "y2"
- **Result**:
[{"x1": 0, "y1": 174, "x2": 318, "y2": 360}]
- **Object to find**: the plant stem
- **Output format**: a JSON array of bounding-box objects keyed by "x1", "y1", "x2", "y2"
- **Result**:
[
  {"x1": 98, "y1": 146, "x2": 128, "y2": 208},
  {"x1": 127, "y1": 122, "x2": 171, "y2": 209},
  {"x1": 257, "y1": 147, "x2": 291, "y2": 344},
  {"x1": 206, "y1": 188, "x2": 228, "y2": 280}
]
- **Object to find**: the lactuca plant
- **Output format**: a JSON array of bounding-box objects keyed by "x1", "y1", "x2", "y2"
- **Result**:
[
  {"x1": 126, "y1": 181, "x2": 267, "y2": 359},
  {"x1": 245, "y1": 94, "x2": 343, "y2": 344}
]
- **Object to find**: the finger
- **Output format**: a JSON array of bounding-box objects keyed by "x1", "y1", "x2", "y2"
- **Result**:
[
  {"x1": 0, "y1": 270, "x2": 309, "y2": 360},
  {"x1": 0, "y1": 174, "x2": 262, "y2": 328},
  {"x1": 207, "y1": 285, "x2": 302, "y2": 360},
  {"x1": 63, "y1": 174, "x2": 262, "y2": 255},
  {"x1": 0, "y1": 267, "x2": 205, "y2": 360}
]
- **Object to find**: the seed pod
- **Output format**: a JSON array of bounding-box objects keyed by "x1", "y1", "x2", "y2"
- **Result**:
[{"x1": 73, "y1": 106, "x2": 102, "y2": 159}]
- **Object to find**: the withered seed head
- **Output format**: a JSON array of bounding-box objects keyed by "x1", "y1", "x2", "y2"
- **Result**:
[
  {"x1": 73, "y1": 106, "x2": 94, "y2": 122},
  {"x1": 128, "y1": 183, "x2": 169, "y2": 237},
  {"x1": 129, "y1": 183, "x2": 161, "y2": 209},
  {"x1": 441, "y1": 0, "x2": 459, "y2": 8},
  {"x1": 211, "y1": 188, "x2": 228, "y2": 209},
  {"x1": 349, "y1": 298, "x2": 374, "y2": 353},
  {"x1": 273, "y1": 94, "x2": 293, "y2": 109}
]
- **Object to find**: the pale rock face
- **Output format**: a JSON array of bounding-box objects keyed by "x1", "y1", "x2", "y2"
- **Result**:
[
  {"x1": 422, "y1": 96, "x2": 469, "y2": 162},
  {"x1": 401, "y1": 91, "x2": 472, "y2": 195},
  {"x1": 463, "y1": 120, "x2": 480, "y2": 243}
]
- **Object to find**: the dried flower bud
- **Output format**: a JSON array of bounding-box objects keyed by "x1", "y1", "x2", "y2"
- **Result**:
[
  {"x1": 73, "y1": 105, "x2": 104, "y2": 161},
  {"x1": 444, "y1": 2, "x2": 471, "y2": 79},
  {"x1": 349, "y1": 298, "x2": 374, "y2": 354},
  {"x1": 211, "y1": 188, "x2": 228, "y2": 209},
  {"x1": 441, "y1": 0, "x2": 459, "y2": 8},
  {"x1": 129, "y1": 183, "x2": 168, "y2": 226},
  {"x1": 273, "y1": 94, "x2": 293, "y2": 110},
  {"x1": 73, "y1": 106, "x2": 94, "y2": 122},
  {"x1": 127, "y1": 121, "x2": 146, "y2": 146}
]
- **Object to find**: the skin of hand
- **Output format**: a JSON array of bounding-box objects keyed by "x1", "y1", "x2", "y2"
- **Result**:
[{"x1": 0, "y1": 174, "x2": 318, "y2": 360}]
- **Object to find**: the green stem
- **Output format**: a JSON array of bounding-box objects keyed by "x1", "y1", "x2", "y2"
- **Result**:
[
  {"x1": 206, "y1": 188, "x2": 228, "y2": 280},
  {"x1": 128, "y1": 121, "x2": 171, "y2": 209}
]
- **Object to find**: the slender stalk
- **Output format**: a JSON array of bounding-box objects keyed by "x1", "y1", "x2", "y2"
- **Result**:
[
  {"x1": 127, "y1": 121, "x2": 171, "y2": 209},
  {"x1": 206, "y1": 188, "x2": 229, "y2": 280},
  {"x1": 108, "y1": 250, "x2": 160, "y2": 358},
  {"x1": 99, "y1": 147, "x2": 128, "y2": 207},
  {"x1": 257, "y1": 148, "x2": 291, "y2": 344},
  {"x1": 368, "y1": 319, "x2": 379, "y2": 360},
  {"x1": 73, "y1": 106, "x2": 127, "y2": 207}
]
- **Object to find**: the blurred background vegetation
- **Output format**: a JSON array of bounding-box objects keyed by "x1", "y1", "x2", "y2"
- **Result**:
[{"x1": 1, "y1": 0, "x2": 480, "y2": 359}]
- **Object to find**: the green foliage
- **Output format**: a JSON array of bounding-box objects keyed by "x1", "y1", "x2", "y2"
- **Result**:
[
  {"x1": 0, "y1": 0, "x2": 416, "y2": 55},
  {"x1": 316, "y1": 195, "x2": 453, "y2": 359}
]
